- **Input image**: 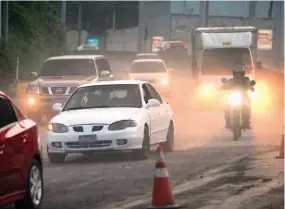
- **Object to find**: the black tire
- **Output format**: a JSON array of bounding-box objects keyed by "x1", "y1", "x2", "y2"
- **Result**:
[
  {"x1": 134, "y1": 126, "x2": 150, "y2": 160},
  {"x1": 14, "y1": 159, "x2": 44, "y2": 209},
  {"x1": 162, "y1": 122, "x2": 174, "y2": 152},
  {"x1": 233, "y1": 111, "x2": 241, "y2": 141},
  {"x1": 47, "y1": 148, "x2": 66, "y2": 163}
]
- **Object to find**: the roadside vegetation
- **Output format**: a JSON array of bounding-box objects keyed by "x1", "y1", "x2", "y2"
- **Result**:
[{"x1": 0, "y1": 1, "x2": 65, "y2": 87}]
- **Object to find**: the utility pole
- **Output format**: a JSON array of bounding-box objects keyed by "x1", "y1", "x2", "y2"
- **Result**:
[
  {"x1": 248, "y1": 1, "x2": 257, "y2": 26},
  {"x1": 112, "y1": 11, "x2": 116, "y2": 31},
  {"x1": 0, "y1": 1, "x2": 2, "y2": 43},
  {"x1": 78, "y1": 2, "x2": 82, "y2": 47},
  {"x1": 138, "y1": 1, "x2": 145, "y2": 52},
  {"x1": 61, "y1": 0, "x2": 67, "y2": 25},
  {"x1": 3, "y1": 1, "x2": 8, "y2": 45},
  {"x1": 199, "y1": 0, "x2": 209, "y2": 27}
]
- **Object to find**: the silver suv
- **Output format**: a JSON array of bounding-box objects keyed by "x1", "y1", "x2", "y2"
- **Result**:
[{"x1": 26, "y1": 55, "x2": 114, "y2": 123}]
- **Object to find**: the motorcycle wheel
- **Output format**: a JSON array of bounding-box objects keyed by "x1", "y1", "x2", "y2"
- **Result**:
[{"x1": 233, "y1": 110, "x2": 241, "y2": 141}]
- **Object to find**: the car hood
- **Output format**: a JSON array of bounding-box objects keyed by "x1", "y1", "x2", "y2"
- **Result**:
[
  {"x1": 52, "y1": 108, "x2": 141, "y2": 126},
  {"x1": 30, "y1": 75, "x2": 96, "y2": 87}
]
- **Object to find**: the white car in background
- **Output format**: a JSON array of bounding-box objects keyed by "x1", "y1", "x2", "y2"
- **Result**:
[
  {"x1": 46, "y1": 80, "x2": 174, "y2": 163},
  {"x1": 135, "y1": 53, "x2": 160, "y2": 60},
  {"x1": 128, "y1": 59, "x2": 172, "y2": 98}
]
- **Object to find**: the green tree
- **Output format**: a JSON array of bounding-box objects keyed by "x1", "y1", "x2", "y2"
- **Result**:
[{"x1": 0, "y1": 1, "x2": 66, "y2": 80}]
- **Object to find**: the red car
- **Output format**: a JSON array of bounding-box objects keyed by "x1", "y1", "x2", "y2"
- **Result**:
[{"x1": 0, "y1": 91, "x2": 44, "y2": 209}]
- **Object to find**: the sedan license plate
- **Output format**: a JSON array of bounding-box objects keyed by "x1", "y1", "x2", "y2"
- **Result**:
[{"x1": 79, "y1": 135, "x2": 97, "y2": 143}]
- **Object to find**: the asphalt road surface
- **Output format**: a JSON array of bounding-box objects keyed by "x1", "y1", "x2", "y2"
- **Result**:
[{"x1": 4, "y1": 59, "x2": 284, "y2": 209}]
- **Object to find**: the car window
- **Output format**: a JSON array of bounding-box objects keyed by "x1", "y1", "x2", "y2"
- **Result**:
[
  {"x1": 142, "y1": 84, "x2": 153, "y2": 104},
  {"x1": 63, "y1": 84, "x2": 142, "y2": 110},
  {"x1": 146, "y1": 83, "x2": 163, "y2": 103},
  {"x1": 96, "y1": 58, "x2": 111, "y2": 74},
  {"x1": 0, "y1": 97, "x2": 18, "y2": 129},
  {"x1": 40, "y1": 59, "x2": 97, "y2": 76}
]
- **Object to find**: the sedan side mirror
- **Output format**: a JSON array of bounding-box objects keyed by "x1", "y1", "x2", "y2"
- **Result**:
[
  {"x1": 30, "y1": 72, "x2": 38, "y2": 79},
  {"x1": 147, "y1": 99, "x2": 161, "y2": 107},
  {"x1": 52, "y1": 103, "x2": 63, "y2": 112}
]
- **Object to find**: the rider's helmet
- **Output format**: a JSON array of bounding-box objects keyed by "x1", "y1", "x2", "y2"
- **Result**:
[{"x1": 233, "y1": 65, "x2": 245, "y2": 78}]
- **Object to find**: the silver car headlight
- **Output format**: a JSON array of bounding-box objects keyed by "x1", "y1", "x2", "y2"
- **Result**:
[
  {"x1": 48, "y1": 123, "x2": 69, "y2": 133},
  {"x1": 27, "y1": 85, "x2": 40, "y2": 94},
  {"x1": 108, "y1": 120, "x2": 137, "y2": 131}
]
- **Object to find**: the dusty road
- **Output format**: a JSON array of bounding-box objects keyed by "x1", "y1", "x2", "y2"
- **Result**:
[{"x1": 3, "y1": 59, "x2": 284, "y2": 209}]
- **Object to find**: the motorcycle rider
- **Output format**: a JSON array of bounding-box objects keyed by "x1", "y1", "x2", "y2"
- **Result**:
[{"x1": 221, "y1": 65, "x2": 254, "y2": 129}]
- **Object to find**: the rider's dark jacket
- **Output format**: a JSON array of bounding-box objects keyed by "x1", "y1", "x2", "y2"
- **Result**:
[{"x1": 221, "y1": 77, "x2": 252, "y2": 91}]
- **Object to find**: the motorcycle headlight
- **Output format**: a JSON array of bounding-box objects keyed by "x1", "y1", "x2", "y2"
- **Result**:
[
  {"x1": 161, "y1": 78, "x2": 169, "y2": 85},
  {"x1": 108, "y1": 120, "x2": 137, "y2": 131},
  {"x1": 48, "y1": 123, "x2": 69, "y2": 133},
  {"x1": 27, "y1": 86, "x2": 40, "y2": 94},
  {"x1": 228, "y1": 92, "x2": 242, "y2": 106}
]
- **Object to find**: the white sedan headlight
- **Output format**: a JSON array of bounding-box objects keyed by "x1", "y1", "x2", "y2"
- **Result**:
[
  {"x1": 48, "y1": 123, "x2": 69, "y2": 133},
  {"x1": 27, "y1": 86, "x2": 40, "y2": 94},
  {"x1": 161, "y1": 78, "x2": 169, "y2": 85},
  {"x1": 228, "y1": 92, "x2": 242, "y2": 106},
  {"x1": 108, "y1": 120, "x2": 137, "y2": 131}
]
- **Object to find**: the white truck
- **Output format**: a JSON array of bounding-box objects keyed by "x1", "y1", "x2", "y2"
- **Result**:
[{"x1": 191, "y1": 26, "x2": 260, "y2": 106}]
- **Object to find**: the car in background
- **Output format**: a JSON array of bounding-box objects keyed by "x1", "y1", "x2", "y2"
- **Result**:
[
  {"x1": 163, "y1": 41, "x2": 188, "y2": 54},
  {"x1": 74, "y1": 44, "x2": 100, "y2": 55},
  {"x1": 135, "y1": 53, "x2": 160, "y2": 60},
  {"x1": 46, "y1": 80, "x2": 174, "y2": 163},
  {"x1": 0, "y1": 91, "x2": 43, "y2": 209},
  {"x1": 128, "y1": 59, "x2": 171, "y2": 98},
  {"x1": 157, "y1": 41, "x2": 189, "y2": 68},
  {"x1": 26, "y1": 55, "x2": 115, "y2": 124}
]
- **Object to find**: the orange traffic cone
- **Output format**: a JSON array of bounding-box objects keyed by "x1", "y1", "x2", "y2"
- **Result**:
[
  {"x1": 276, "y1": 134, "x2": 284, "y2": 159},
  {"x1": 147, "y1": 145, "x2": 180, "y2": 209}
]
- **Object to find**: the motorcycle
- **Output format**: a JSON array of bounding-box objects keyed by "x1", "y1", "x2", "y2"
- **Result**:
[{"x1": 221, "y1": 78, "x2": 256, "y2": 141}]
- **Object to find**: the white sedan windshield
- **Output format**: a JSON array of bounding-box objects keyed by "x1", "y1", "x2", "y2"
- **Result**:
[{"x1": 63, "y1": 84, "x2": 142, "y2": 111}]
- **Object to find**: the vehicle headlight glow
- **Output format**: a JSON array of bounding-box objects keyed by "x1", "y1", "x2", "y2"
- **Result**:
[
  {"x1": 27, "y1": 86, "x2": 40, "y2": 94},
  {"x1": 161, "y1": 78, "x2": 168, "y2": 85},
  {"x1": 108, "y1": 120, "x2": 137, "y2": 131},
  {"x1": 48, "y1": 123, "x2": 69, "y2": 133},
  {"x1": 203, "y1": 86, "x2": 211, "y2": 94},
  {"x1": 228, "y1": 92, "x2": 242, "y2": 106},
  {"x1": 28, "y1": 97, "x2": 36, "y2": 105}
]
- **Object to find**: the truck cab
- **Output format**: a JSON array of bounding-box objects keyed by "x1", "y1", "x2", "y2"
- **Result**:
[{"x1": 191, "y1": 26, "x2": 258, "y2": 106}]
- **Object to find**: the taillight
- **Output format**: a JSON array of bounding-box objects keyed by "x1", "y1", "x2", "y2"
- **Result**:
[
  {"x1": 183, "y1": 42, "x2": 187, "y2": 49},
  {"x1": 167, "y1": 43, "x2": 171, "y2": 48}
]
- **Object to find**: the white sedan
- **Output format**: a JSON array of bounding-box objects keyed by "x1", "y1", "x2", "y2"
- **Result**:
[{"x1": 46, "y1": 80, "x2": 174, "y2": 163}]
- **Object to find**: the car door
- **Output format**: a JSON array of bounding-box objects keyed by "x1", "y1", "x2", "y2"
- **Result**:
[
  {"x1": 0, "y1": 96, "x2": 26, "y2": 197},
  {"x1": 146, "y1": 83, "x2": 170, "y2": 142},
  {"x1": 142, "y1": 84, "x2": 160, "y2": 144}
]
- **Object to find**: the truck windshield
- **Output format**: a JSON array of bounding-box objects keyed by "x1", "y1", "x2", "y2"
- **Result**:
[
  {"x1": 40, "y1": 59, "x2": 96, "y2": 76},
  {"x1": 201, "y1": 48, "x2": 253, "y2": 75}
]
